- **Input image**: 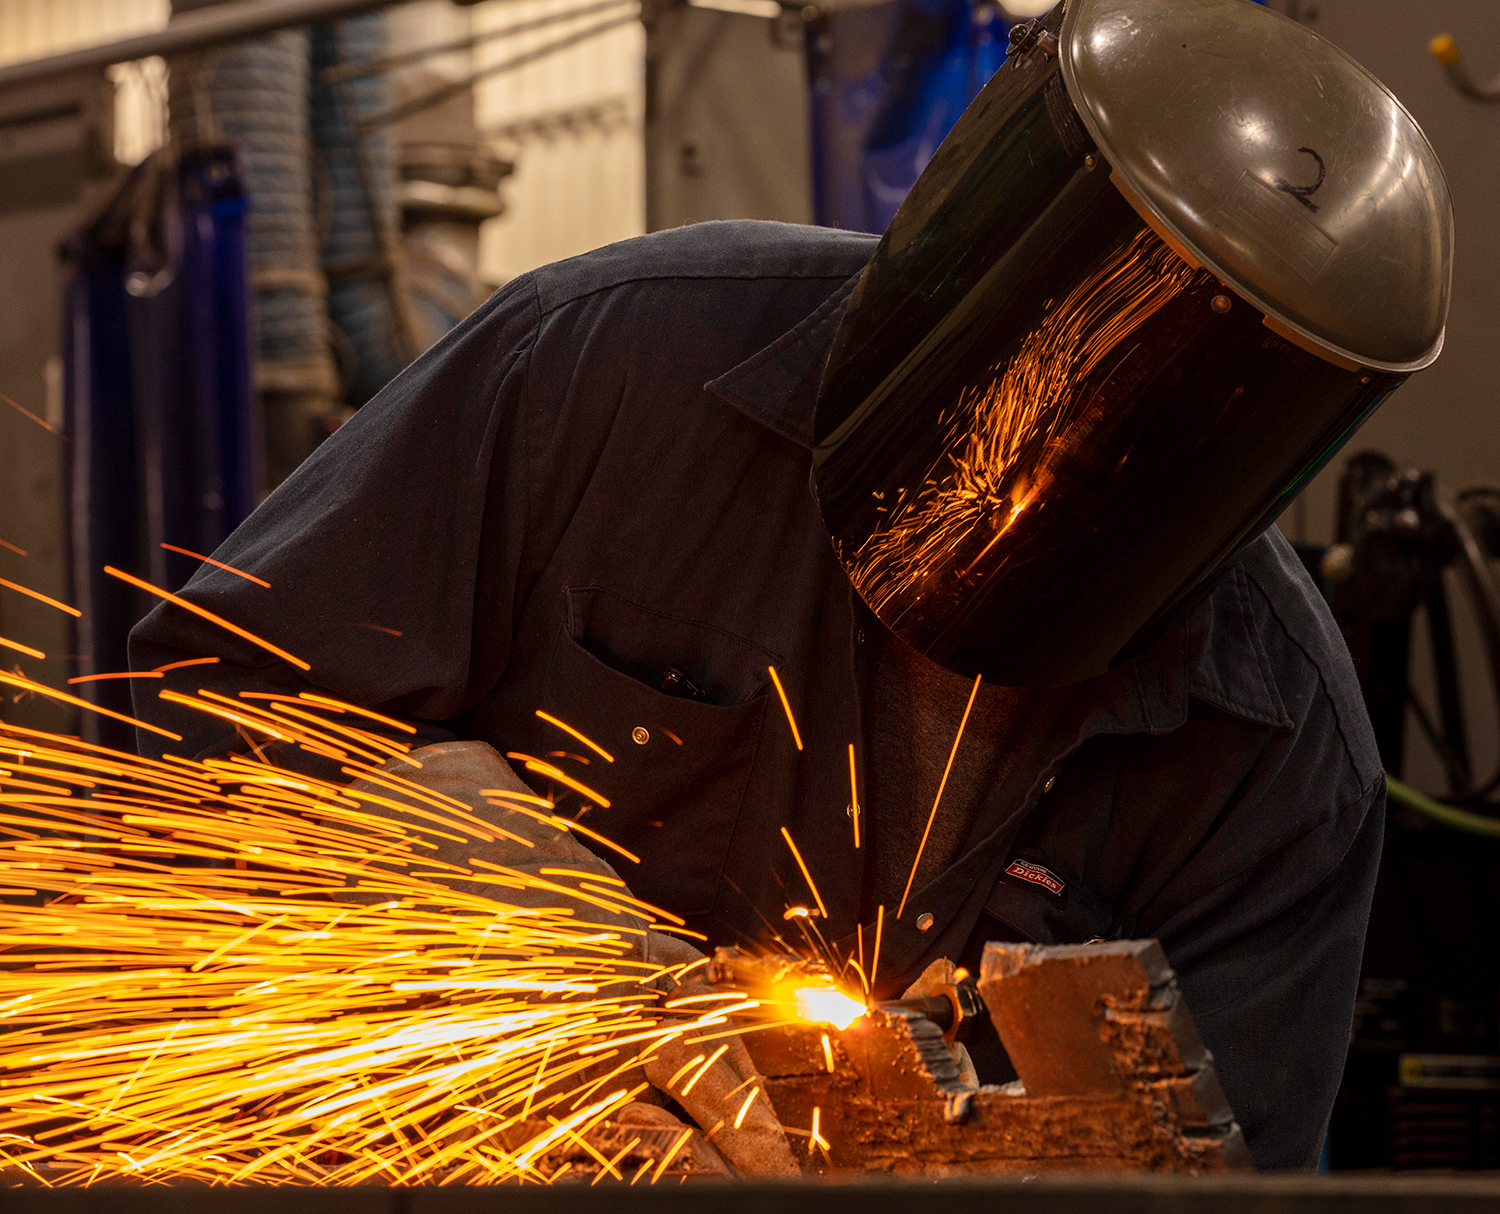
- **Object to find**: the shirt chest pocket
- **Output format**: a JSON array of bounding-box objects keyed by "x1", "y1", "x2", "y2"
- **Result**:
[
  {"x1": 528, "y1": 587, "x2": 775, "y2": 919},
  {"x1": 984, "y1": 852, "x2": 1117, "y2": 945}
]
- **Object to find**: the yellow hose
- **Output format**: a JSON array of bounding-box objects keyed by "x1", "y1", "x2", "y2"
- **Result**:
[{"x1": 1385, "y1": 772, "x2": 1500, "y2": 838}]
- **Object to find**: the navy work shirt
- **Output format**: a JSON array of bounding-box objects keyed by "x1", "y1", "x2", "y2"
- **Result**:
[{"x1": 130, "y1": 220, "x2": 1385, "y2": 1171}]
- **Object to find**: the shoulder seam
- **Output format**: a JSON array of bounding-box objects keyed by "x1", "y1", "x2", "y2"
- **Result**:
[
  {"x1": 536, "y1": 271, "x2": 862, "y2": 320},
  {"x1": 518, "y1": 275, "x2": 543, "y2": 584},
  {"x1": 1241, "y1": 568, "x2": 1369, "y2": 784}
]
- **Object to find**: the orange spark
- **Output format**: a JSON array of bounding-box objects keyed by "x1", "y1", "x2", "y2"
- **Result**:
[
  {"x1": 298, "y1": 692, "x2": 418, "y2": 735},
  {"x1": 548, "y1": 815, "x2": 641, "y2": 866},
  {"x1": 779, "y1": 826, "x2": 827, "y2": 920},
  {"x1": 355, "y1": 622, "x2": 403, "y2": 637},
  {"x1": 0, "y1": 538, "x2": 26, "y2": 556},
  {"x1": 0, "y1": 576, "x2": 81, "y2": 617},
  {"x1": 0, "y1": 389, "x2": 52, "y2": 431},
  {"x1": 678, "y1": 1044, "x2": 729, "y2": 1096},
  {"x1": 870, "y1": 904, "x2": 885, "y2": 995},
  {"x1": 154, "y1": 656, "x2": 221, "y2": 673},
  {"x1": 0, "y1": 669, "x2": 180, "y2": 740},
  {"x1": 848, "y1": 742, "x2": 860, "y2": 850},
  {"x1": 159, "y1": 542, "x2": 271, "y2": 588},
  {"x1": 651, "y1": 1126, "x2": 694, "y2": 1183},
  {"x1": 536, "y1": 710, "x2": 615, "y2": 763},
  {"x1": 767, "y1": 666, "x2": 803, "y2": 751},
  {"x1": 103, "y1": 566, "x2": 310, "y2": 671},
  {"x1": 522, "y1": 758, "x2": 611, "y2": 809},
  {"x1": 665, "y1": 1054, "x2": 706, "y2": 1090},
  {"x1": 821, "y1": 1033, "x2": 835, "y2": 1073},
  {"x1": 898, "y1": 672, "x2": 981, "y2": 919},
  {"x1": 67, "y1": 671, "x2": 163, "y2": 684},
  {"x1": 731, "y1": 1086, "x2": 760, "y2": 1129},
  {"x1": 0, "y1": 636, "x2": 44, "y2": 661}
]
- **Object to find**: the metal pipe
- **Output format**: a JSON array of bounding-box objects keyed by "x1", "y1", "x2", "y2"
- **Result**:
[
  {"x1": 0, "y1": 0, "x2": 399, "y2": 92},
  {"x1": 356, "y1": 11, "x2": 639, "y2": 131},
  {"x1": 321, "y1": 0, "x2": 637, "y2": 83}
]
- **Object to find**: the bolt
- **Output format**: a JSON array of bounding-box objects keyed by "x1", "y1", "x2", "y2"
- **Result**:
[
  {"x1": 631, "y1": 727, "x2": 650, "y2": 745},
  {"x1": 916, "y1": 912, "x2": 935, "y2": 933},
  {"x1": 1212, "y1": 295, "x2": 1232, "y2": 314}
]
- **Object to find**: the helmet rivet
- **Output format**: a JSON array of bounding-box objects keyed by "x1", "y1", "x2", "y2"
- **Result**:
[
  {"x1": 632, "y1": 726, "x2": 650, "y2": 745},
  {"x1": 1084, "y1": 154, "x2": 1097, "y2": 170},
  {"x1": 916, "y1": 912, "x2": 935, "y2": 933},
  {"x1": 1211, "y1": 294, "x2": 1232, "y2": 314}
]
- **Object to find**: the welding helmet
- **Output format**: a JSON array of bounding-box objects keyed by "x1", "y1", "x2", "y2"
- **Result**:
[{"x1": 812, "y1": 0, "x2": 1453, "y2": 686}]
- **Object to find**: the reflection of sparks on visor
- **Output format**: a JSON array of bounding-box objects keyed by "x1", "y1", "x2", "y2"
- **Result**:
[{"x1": 847, "y1": 228, "x2": 1205, "y2": 623}]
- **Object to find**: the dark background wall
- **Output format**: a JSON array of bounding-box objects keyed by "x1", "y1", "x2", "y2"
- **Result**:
[
  {"x1": 1288, "y1": 0, "x2": 1500, "y2": 547},
  {"x1": 1270, "y1": 0, "x2": 1500, "y2": 793}
]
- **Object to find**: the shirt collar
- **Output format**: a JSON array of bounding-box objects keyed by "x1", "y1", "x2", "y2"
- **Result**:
[
  {"x1": 705, "y1": 270, "x2": 1291, "y2": 734},
  {"x1": 703, "y1": 273, "x2": 860, "y2": 450}
]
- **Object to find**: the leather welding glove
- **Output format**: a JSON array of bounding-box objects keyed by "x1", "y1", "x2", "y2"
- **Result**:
[
  {"x1": 903, "y1": 959, "x2": 980, "y2": 1087},
  {"x1": 343, "y1": 741, "x2": 799, "y2": 1178}
]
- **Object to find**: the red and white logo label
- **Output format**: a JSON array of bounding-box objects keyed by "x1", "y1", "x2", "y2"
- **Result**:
[{"x1": 1004, "y1": 858, "x2": 1064, "y2": 896}]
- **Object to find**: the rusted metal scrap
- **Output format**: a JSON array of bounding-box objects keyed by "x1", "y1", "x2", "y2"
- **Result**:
[
  {"x1": 512, "y1": 938, "x2": 1248, "y2": 1181},
  {"x1": 739, "y1": 939, "x2": 1250, "y2": 1176}
]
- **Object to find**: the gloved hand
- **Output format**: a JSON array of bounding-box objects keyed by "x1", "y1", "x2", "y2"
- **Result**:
[
  {"x1": 344, "y1": 741, "x2": 800, "y2": 1178},
  {"x1": 903, "y1": 958, "x2": 979, "y2": 1087}
]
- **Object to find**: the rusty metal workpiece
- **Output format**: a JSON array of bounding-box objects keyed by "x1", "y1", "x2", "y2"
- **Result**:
[{"x1": 742, "y1": 939, "x2": 1249, "y2": 1176}]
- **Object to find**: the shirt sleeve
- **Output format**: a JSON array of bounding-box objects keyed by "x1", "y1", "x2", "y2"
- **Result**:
[
  {"x1": 1176, "y1": 779, "x2": 1384, "y2": 1169},
  {"x1": 128, "y1": 274, "x2": 542, "y2": 767}
]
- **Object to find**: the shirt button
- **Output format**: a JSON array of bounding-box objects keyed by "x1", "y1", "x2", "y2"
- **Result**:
[
  {"x1": 915, "y1": 912, "x2": 934, "y2": 933},
  {"x1": 631, "y1": 727, "x2": 650, "y2": 745}
]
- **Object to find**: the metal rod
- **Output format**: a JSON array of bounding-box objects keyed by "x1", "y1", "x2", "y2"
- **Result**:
[
  {"x1": 0, "y1": 0, "x2": 399, "y2": 93},
  {"x1": 357, "y1": 11, "x2": 639, "y2": 132},
  {"x1": 321, "y1": 0, "x2": 637, "y2": 84}
]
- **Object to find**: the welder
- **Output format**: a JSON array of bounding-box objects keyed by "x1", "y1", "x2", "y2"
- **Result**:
[{"x1": 129, "y1": 0, "x2": 1451, "y2": 1175}]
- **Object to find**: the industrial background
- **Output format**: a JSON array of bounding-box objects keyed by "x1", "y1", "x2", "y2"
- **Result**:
[{"x1": 0, "y1": 0, "x2": 1499, "y2": 1180}]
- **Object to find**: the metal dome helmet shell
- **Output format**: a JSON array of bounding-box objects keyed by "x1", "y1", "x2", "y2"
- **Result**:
[{"x1": 1060, "y1": 0, "x2": 1451, "y2": 372}]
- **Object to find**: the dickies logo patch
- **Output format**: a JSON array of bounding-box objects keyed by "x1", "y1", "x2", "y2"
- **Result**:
[{"x1": 1004, "y1": 858, "x2": 1065, "y2": 896}]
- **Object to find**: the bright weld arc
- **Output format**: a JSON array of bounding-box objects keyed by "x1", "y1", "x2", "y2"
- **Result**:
[{"x1": 766, "y1": 666, "x2": 803, "y2": 751}]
